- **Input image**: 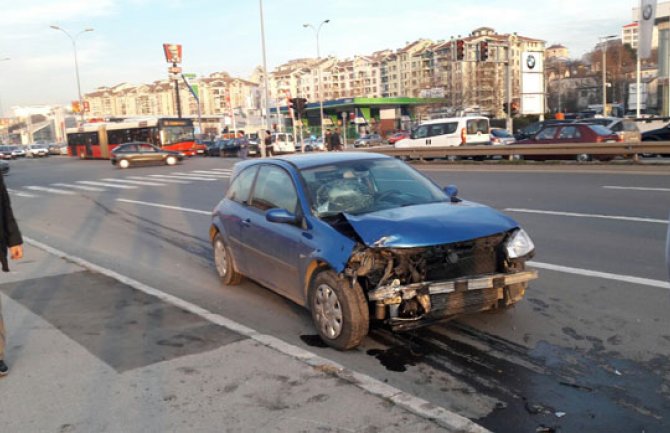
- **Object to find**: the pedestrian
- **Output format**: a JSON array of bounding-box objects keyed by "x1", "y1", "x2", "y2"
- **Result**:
[
  {"x1": 325, "y1": 129, "x2": 333, "y2": 151},
  {"x1": 264, "y1": 130, "x2": 273, "y2": 157},
  {"x1": 0, "y1": 173, "x2": 23, "y2": 377},
  {"x1": 331, "y1": 128, "x2": 343, "y2": 151}
]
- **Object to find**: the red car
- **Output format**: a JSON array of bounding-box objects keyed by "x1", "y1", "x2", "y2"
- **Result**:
[
  {"x1": 517, "y1": 123, "x2": 620, "y2": 161},
  {"x1": 386, "y1": 131, "x2": 410, "y2": 145}
]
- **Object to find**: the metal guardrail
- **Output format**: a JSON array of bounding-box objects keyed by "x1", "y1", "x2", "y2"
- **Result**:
[{"x1": 357, "y1": 141, "x2": 670, "y2": 159}]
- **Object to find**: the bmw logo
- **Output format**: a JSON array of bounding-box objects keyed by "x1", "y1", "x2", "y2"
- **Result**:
[
  {"x1": 643, "y1": 4, "x2": 653, "y2": 20},
  {"x1": 527, "y1": 55, "x2": 536, "y2": 69}
]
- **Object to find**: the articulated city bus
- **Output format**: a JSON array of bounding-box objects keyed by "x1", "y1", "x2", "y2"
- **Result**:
[{"x1": 66, "y1": 118, "x2": 197, "y2": 159}]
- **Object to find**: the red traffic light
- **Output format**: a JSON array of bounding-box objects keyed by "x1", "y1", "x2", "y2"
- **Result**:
[{"x1": 456, "y1": 39, "x2": 465, "y2": 61}]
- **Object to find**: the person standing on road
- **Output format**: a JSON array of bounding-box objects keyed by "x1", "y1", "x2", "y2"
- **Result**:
[
  {"x1": 263, "y1": 130, "x2": 273, "y2": 157},
  {"x1": 331, "y1": 128, "x2": 343, "y2": 151},
  {"x1": 325, "y1": 130, "x2": 333, "y2": 151},
  {"x1": 0, "y1": 173, "x2": 23, "y2": 377}
]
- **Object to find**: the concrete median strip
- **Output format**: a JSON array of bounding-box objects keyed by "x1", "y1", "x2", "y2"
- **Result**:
[{"x1": 23, "y1": 235, "x2": 492, "y2": 433}]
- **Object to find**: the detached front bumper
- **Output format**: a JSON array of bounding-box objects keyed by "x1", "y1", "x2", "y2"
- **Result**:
[{"x1": 367, "y1": 270, "x2": 538, "y2": 331}]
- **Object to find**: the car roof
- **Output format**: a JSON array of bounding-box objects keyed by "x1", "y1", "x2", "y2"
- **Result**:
[
  {"x1": 420, "y1": 116, "x2": 488, "y2": 125},
  {"x1": 272, "y1": 151, "x2": 391, "y2": 170}
]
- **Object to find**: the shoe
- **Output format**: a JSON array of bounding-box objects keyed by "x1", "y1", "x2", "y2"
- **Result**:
[{"x1": 0, "y1": 360, "x2": 8, "y2": 376}]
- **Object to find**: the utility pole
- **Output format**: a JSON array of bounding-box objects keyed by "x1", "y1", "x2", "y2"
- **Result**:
[
  {"x1": 259, "y1": 0, "x2": 270, "y2": 157},
  {"x1": 304, "y1": 20, "x2": 330, "y2": 142}
]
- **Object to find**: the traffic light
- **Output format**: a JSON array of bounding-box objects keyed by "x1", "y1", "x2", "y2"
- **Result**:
[
  {"x1": 456, "y1": 39, "x2": 465, "y2": 61},
  {"x1": 294, "y1": 98, "x2": 307, "y2": 115},
  {"x1": 479, "y1": 41, "x2": 489, "y2": 61},
  {"x1": 288, "y1": 98, "x2": 295, "y2": 112}
]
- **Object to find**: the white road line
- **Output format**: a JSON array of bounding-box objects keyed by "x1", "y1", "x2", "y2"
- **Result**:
[
  {"x1": 603, "y1": 186, "x2": 670, "y2": 192},
  {"x1": 51, "y1": 183, "x2": 105, "y2": 192},
  {"x1": 116, "y1": 198, "x2": 211, "y2": 215},
  {"x1": 24, "y1": 235, "x2": 490, "y2": 433},
  {"x1": 7, "y1": 188, "x2": 37, "y2": 198},
  {"x1": 101, "y1": 178, "x2": 166, "y2": 187},
  {"x1": 127, "y1": 176, "x2": 191, "y2": 184},
  {"x1": 77, "y1": 180, "x2": 137, "y2": 189},
  {"x1": 25, "y1": 186, "x2": 75, "y2": 195},
  {"x1": 504, "y1": 208, "x2": 667, "y2": 224},
  {"x1": 191, "y1": 170, "x2": 231, "y2": 178},
  {"x1": 210, "y1": 168, "x2": 233, "y2": 173},
  {"x1": 165, "y1": 173, "x2": 219, "y2": 181},
  {"x1": 529, "y1": 261, "x2": 670, "y2": 290}
]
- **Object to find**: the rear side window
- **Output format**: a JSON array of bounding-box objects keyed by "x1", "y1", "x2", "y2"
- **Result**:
[
  {"x1": 467, "y1": 119, "x2": 489, "y2": 134},
  {"x1": 589, "y1": 125, "x2": 612, "y2": 135},
  {"x1": 558, "y1": 126, "x2": 581, "y2": 139},
  {"x1": 623, "y1": 120, "x2": 639, "y2": 132},
  {"x1": 226, "y1": 166, "x2": 258, "y2": 204},
  {"x1": 536, "y1": 127, "x2": 558, "y2": 140},
  {"x1": 429, "y1": 123, "x2": 458, "y2": 137}
]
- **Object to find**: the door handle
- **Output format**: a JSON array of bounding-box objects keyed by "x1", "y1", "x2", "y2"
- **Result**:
[{"x1": 241, "y1": 218, "x2": 251, "y2": 227}]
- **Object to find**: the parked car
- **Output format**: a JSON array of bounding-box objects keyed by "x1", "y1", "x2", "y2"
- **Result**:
[
  {"x1": 579, "y1": 117, "x2": 641, "y2": 143},
  {"x1": 205, "y1": 140, "x2": 224, "y2": 157},
  {"x1": 386, "y1": 131, "x2": 410, "y2": 145},
  {"x1": 271, "y1": 133, "x2": 296, "y2": 154},
  {"x1": 353, "y1": 133, "x2": 384, "y2": 148},
  {"x1": 302, "y1": 137, "x2": 326, "y2": 152},
  {"x1": 48, "y1": 143, "x2": 64, "y2": 155},
  {"x1": 195, "y1": 139, "x2": 214, "y2": 156},
  {"x1": 395, "y1": 116, "x2": 491, "y2": 148},
  {"x1": 27, "y1": 143, "x2": 50, "y2": 158},
  {"x1": 110, "y1": 142, "x2": 184, "y2": 168},
  {"x1": 8, "y1": 146, "x2": 26, "y2": 158},
  {"x1": 0, "y1": 146, "x2": 14, "y2": 160},
  {"x1": 221, "y1": 138, "x2": 250, "y2": 157},
  {"x1": 0, "y1": 160, "x2": 8, "y2": 175},
  {"x1": 641, "y1": 123, "x2": 670, "y2": 156},
  {"x1": 210, "y1": 152, "x2": 538, "y2": 350},
  {"x1": 517, "y1": 123, "x2": 620, "y2": 161},
  {"x1": 490, "y1": 128, "x2": 517, "y2": 145}
]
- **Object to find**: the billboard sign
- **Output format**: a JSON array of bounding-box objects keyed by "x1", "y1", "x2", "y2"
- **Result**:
[
  {"x1": 639, "y1": 0, "x2": 657, "y2": 59},
  {"x1": 162, "y1": 43, "x2": 183, "y2": 64},
  {"x1": 521, "y1": 51, "x2": 545, "y2": 115}
]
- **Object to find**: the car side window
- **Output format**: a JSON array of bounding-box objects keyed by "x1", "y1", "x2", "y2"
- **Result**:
[
  {"x1": 558, "y1": 126, "x2": 580, "y2": 139},
  {"x1": 429, "y1": 123, "x2": 457, "y2": 137},
  {"x1": 414, "y1": 126, "x2": 429, "y2": 139},
  {"x1": 123, "y1": 144, "x2": 138, "y2": 152},
  {"x1": 610, "y1": 122, "x2": 623, "y2": 132},
  {"x1": 250, "y1": 166, "x2": 298, "y2": 213},
  {"x1": 140, "y1": 144, "x2": 156, "y2": 152},
  {"x1": 226, "y1": 166, "x2": 258, "y2": 205},
  {"x1": 536, "y1": 127, "x2": 558, "y2": 140}
]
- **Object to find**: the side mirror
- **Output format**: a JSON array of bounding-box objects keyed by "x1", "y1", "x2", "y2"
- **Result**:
[
  {"x1": 444, "y1": 185, "x2": 461, "y2": 203},
  {"x1": 266, "y1": 208, "x2": 299, "y2": 224}
]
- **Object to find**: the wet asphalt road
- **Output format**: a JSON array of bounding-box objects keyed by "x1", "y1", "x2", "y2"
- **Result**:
[{"x1": 5, "y1": 155, "x2": 670, "y2": 432}]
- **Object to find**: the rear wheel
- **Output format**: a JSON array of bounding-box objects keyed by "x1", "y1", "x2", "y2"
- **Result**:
[
  {"x1": 576, "y1": 153, "x2": 591, "y2": 162},
  {"x1": 212, "y1": 233, "x2": 242, "y2": 285},
  {"x1": 118, "y1": 159, "x2": 130, "y2": 169},
  {"x1": 309, "y1": 270, "x2": 369, "y2": 350}
]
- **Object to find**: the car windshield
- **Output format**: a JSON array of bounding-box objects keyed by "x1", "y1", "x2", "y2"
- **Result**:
[
  {"x1": 300, "y1": 158, "x2": 447, "y2": 217},
  {"x1": 492, "y1": 129, "x2": 513, "y2": 138}
]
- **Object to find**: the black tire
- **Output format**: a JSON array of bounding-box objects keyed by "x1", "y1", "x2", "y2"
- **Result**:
[
  {"x1": 212, "y1": 233, "x2": 242, "y2": 285},
  {"x1": 308, "y1": 270, "x2": 369, "y2": 350}
]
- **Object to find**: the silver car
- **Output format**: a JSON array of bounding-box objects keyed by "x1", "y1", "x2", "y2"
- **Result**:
[
  {"x1": 353, "y1": 133, "x2": 384, "y2": 148},
  {"x1": 490, "y1": 128, "x2": 516, "y2": 145}
]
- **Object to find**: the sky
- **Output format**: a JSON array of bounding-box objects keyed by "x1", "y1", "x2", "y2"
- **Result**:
[{"x1": 0, "y1": 0, "x2": 638, "y2": 116}]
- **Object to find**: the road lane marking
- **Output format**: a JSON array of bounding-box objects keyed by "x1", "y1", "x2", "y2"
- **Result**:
[
  {"x1": 210, "y1": 168, "x2": 233, "y2": 172},
  {"x1": 7, "y1": 188, "x2": 37, "y2": 198},
  {"x1": 101, "y1": 178, "x2": 167, "y2": 186},
  {"x1": 603, "y1": 186, "x2": 670, "y2": 192},
  {"x1": 24, "y1": 235, "x2": 490, "y2": 433},
  {"x1": 51, "y1": 183, "x2": 105, "y2": 192},
  {"x1": 529, "y1": 261, "x2": 670, "y2": 290},
  {"x1": 163, "y1": 173, "x2": 219, "y2": 181},
  {"x1": 116, "y1": 198, "x2": 211, "y2": 215},
  {"x1": 77, "y1": 180, "x2": 137, "y2": 189},
  {"x1": 25, "y1": 186, "x2": 75, "y2": 195},
  {"x1": 504, "y1": 208, "x2": 667, "y2": 224},
  {"x1": 191, "y1": 170, "x2": 231, "y2": 177},
  {"x1": 127, "y1": 176, "x2": 191, "y2": 184}
]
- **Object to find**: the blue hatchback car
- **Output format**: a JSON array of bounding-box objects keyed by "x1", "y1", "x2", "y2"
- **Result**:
[{"x1": 210, "y1": 152, "x2": 537, "y2": 350}]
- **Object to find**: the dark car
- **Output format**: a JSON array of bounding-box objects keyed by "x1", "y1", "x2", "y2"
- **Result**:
[
  {"x1": 517, "y1": 123, "x2": 620, "y2": 161},
  {"x1": 514, "y1": 119, "x2": 571, "y2": 141},
  {"x1": 0, "y1": 146, "x2": 14, "y2": 160},
  {"x1": 641, "y1": 123, "x2": 670, "y2": 156},
  {"x1": 210, "y1": 152, "x2": 537, "y2": 350},
  {"x1": 206, "y1": 140, "x2": 226, "y2": 157},
  {"x1": 195, "y1": 139, "x2": 214, "y2": 156},
  {"x1": 110, "y1": 142, "x2": 184, "y2": 168}
]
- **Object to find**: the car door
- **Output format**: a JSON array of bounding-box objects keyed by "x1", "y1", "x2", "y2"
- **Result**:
[
  {"x1": 241, "y1": 165, "x2": 305, "y2": 297},
  {"x1": 138, "y1": 143, "x2": 161, "y2": 164}
]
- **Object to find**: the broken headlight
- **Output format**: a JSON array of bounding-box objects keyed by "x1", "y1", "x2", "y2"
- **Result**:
[{"x1": 505, "y1": 228, "x2": 535, "y2": 259}]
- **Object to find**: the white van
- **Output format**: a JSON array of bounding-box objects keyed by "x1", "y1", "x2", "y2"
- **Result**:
[
  {"x1": 395, "y1": 116, "x2": 490, "y2": 148},
  {"x1": 271, "y1": 133, "x2": 296, "y2": 154}
]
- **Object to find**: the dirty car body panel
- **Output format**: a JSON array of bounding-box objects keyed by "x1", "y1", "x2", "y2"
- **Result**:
[{"x1": 211, "y1": 152, "x2": 536, "y2": 346}]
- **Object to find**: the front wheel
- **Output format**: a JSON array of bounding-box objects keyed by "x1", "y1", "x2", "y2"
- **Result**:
[
  {"x1": 309, "y1": 270, "x2": 369, "y2": 350},
  {"x1": 118, "y1": 159, "x2": 130, "y2": 169},
  {"x1": 576, "y1": 153, "x2": 591, "y2": 162},
  {"x1": 166, "y1": 156, "x2": 177, "y2": 166}
]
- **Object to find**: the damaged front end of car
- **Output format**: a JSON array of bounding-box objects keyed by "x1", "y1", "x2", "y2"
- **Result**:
[{"x1": 342, "y1": 229, "x2": 538, "y2": 331}]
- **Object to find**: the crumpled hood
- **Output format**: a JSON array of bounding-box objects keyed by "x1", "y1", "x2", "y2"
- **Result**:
[{"x1": 343, "y1": 201, "x2": 518, "y2": 248}]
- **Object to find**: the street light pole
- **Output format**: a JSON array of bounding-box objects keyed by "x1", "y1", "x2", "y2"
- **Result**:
[
  {"x1": 259, "y1": 0, "x2": 270, "y2": 157},
  {"x1": 304, "y1": 20, "x2": 330, "y2": 142},
  {"x1": 50, "y1": 26, "x2": 94, "y2": 124},
  {"x1": 599, "y1": 35, "x2": 616, "y2": 117}
]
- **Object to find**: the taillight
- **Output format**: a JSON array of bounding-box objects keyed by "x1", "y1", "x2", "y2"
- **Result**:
[
  {"x1": 461, "y1": 128, "x2": 467, "y2": 145},
  {"x1": 595, "y1": 136, "x2": 603, "y2": 143}
]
